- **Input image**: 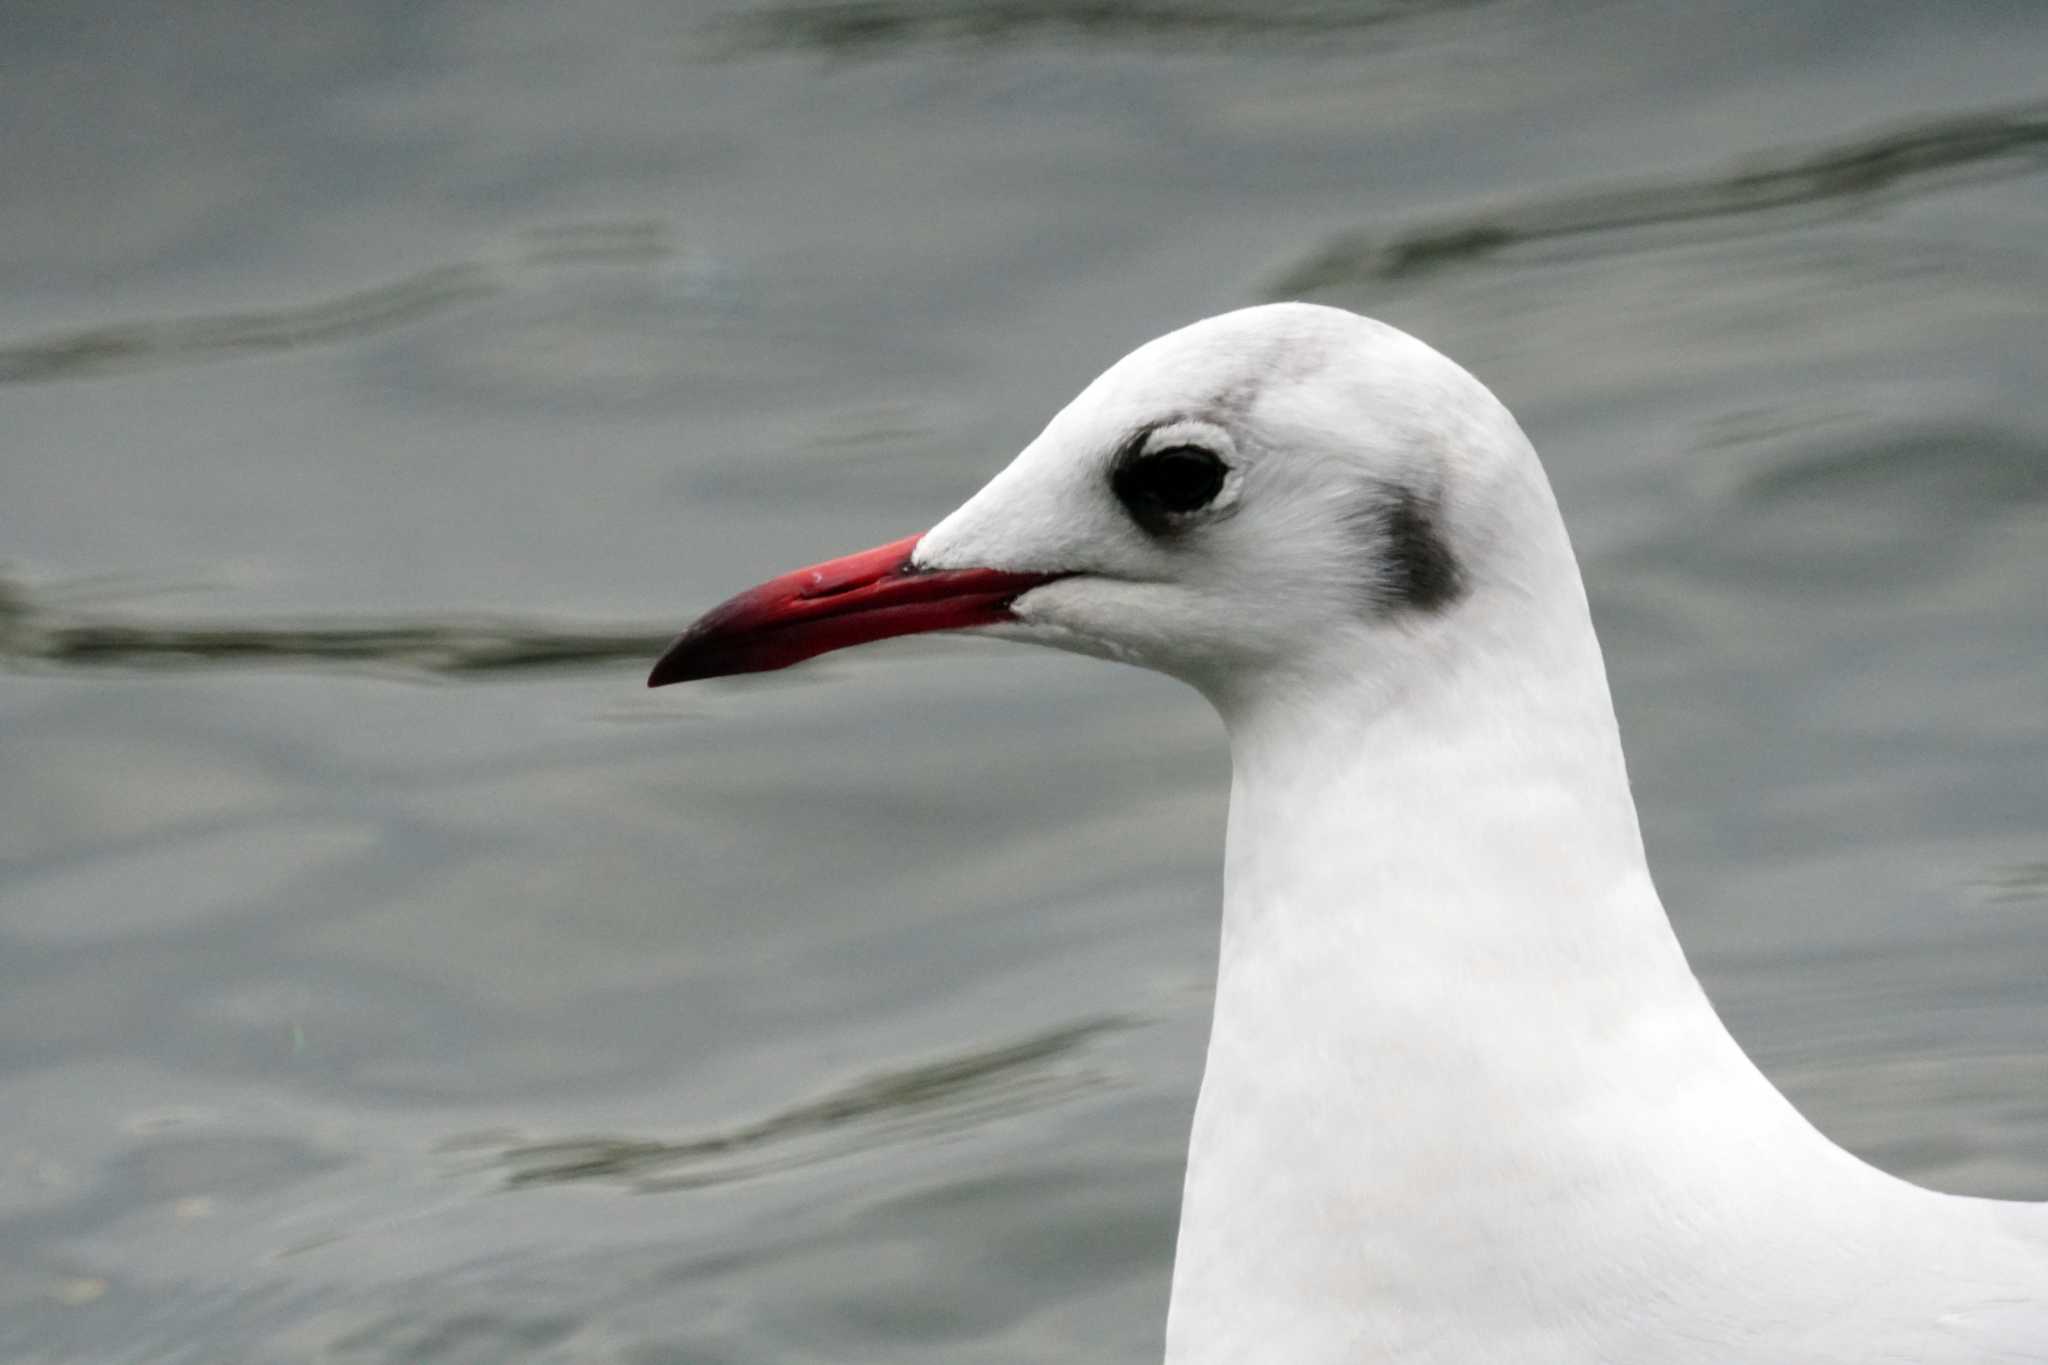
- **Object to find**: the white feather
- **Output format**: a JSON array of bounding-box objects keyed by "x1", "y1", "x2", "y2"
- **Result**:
[{"x1": 918, "y1": 303, "x2": 2048, "y2": 1361}]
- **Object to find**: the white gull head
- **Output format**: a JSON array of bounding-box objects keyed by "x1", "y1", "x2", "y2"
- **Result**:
[
  {"x1": 650, "y1": 303, "x2": 2048, "y2": 1364},
  {"x1": 915, "y1": 302, "x2": 1577, "y2": 712}
]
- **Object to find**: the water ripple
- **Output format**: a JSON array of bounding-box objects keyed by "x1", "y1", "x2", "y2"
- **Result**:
[
  {"x1": 1976, "y1": 864, "x2": 2048, "y2": 906},
  {"x1": 0, "y1": 221, "x2": 676, "y2": 386},
  {"x1": 455, "y1": 1015, "x2": 1134, "y2": 1193},
  {"x1": 703, "y1": 0, "x2": 1490, "y2": 55},
  {"x1": 1271, "y1": 102, "x2": 2048, "y2": 293},
  {"x1": 0, "y1": 582, "x2": 669, "y2": 677}
]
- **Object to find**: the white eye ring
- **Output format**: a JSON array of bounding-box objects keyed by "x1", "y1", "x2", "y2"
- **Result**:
[
  {"x1": 1140, "y1": 419, "x2": 1243, "y2": 508},
  {"x1": 1113, "y1": 419, "x2": 1245, "y2": 534}
]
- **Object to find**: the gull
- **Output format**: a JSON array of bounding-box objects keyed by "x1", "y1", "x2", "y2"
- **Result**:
[{"x1": 648, "y1": 304, "x2": 2047, "y2": 1362}]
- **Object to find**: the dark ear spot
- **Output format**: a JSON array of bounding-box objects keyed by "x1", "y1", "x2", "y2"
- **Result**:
[{"x1": 1367, "y1": 487, "x2": 1465, "y2": 613}]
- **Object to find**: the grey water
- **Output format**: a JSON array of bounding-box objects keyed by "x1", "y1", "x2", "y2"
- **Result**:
[{"x1": 2, "y1": 2, "x2": 2045, "y2": 1360}]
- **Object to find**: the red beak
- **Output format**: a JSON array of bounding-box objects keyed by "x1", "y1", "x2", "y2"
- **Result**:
[{"x1": 648, "y1": 533, "x2": 1063, "y2": 687}]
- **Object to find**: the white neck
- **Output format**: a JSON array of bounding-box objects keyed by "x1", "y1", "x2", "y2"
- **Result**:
[{"x1": 1163, "y1": 533, "x2": 1884, "y2": 1363}]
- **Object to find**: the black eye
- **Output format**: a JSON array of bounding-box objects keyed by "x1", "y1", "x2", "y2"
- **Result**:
[{"x1": 1113, "y1": 444, "x2": 1228, "y2": 529}]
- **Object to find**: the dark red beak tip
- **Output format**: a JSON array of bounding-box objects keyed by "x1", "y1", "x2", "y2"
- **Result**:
[
  {"x1": 647, "y1": 533, "x2": 1062, "y2": 688},
  {"x1": 645, "y1": 643, "x2": 700, "y2": 689}
]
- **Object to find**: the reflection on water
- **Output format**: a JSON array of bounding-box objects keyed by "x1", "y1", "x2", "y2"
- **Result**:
[
  {"x1": 1, "y1": 0, "x2": 2044, "y2": 1361},
  {"x1": 1976, "y1": 863, "x2": 2048, "y2": 905},
  {"x1": 0, "y1": 578, "x2": 671, "y2": 676},
  {"x1": 0, "y1": 222, "x2": 676, "y2": 385},
  {"x1": 466, "y1": 1015, "x2": 1133, "y2": 1191},
  {"x1": 1273, "y1": 101, "x2": 2048, "y2": 292},
  {"x1": 705, "y1": 0, "x2": 1492, "y2": 55}
]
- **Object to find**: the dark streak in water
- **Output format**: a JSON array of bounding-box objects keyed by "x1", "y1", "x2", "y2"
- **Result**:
[
  {"x1": 458, "y1": 1015, "x2": 1133, "y2": 1192},
  {"x1": 0, "y1": 221, "x2": 675, "y2": 385},
  {"x1": 1976, "y1": 863, "x2": 2048, "y2": 906},
  {"x1": 702, "y1": 0, "x2": 1488, "y2": 56},
  {"x1": 0, "y1": 581, "x2": 672, "y2": 677},
  {"x1": 1271, "y1": 103, "x2": 2048, "y2": 294}
]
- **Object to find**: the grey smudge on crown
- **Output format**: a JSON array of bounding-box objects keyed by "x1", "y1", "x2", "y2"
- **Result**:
[
  {"x1": 1209, "y1": 333, "x2": 1334, "y2": 426},
  {"x1": 1204, "y1": 379, "x2": 1261, "y2": 428},
  {"x1": 1357, "y1": 485, "x2": 1466, "y2": 614},
  {"x1": 1124, "y1": 332, "x2": 1327, "y2": 455}
]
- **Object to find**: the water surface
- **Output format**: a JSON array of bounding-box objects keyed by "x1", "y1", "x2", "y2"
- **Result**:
[{"x1": 3, "y1": 3, "x2": 2045, "y2": 1360}]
